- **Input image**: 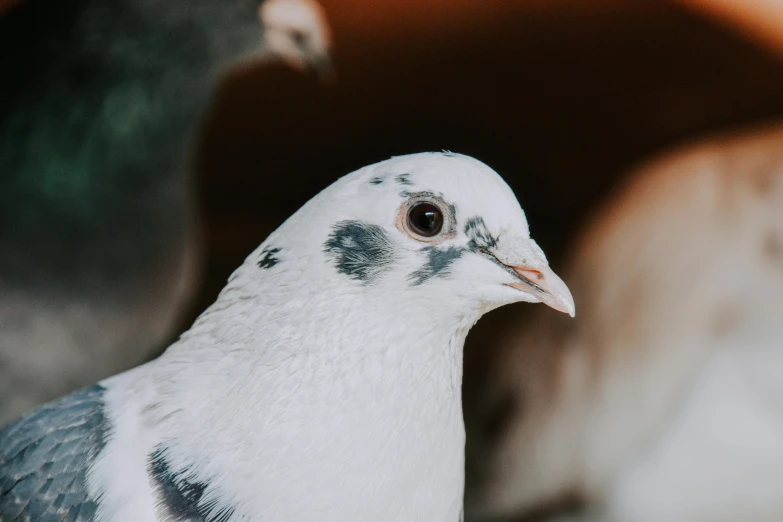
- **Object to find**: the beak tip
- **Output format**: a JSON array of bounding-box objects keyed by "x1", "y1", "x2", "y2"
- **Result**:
[
  {"x1": 557, "y1": 290, "x2": 576, "y2": 318},
  {"x1": 511, "y1": 264, "x2": 575, "y2": 318},
  {"x1": 551, "y1": 298, "x2": 576, "y2": 318},
  {"x1": 561, "y1": 293, "x2": 576, "y2": 318}
]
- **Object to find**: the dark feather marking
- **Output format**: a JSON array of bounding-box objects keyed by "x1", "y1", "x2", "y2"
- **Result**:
[
  {"x1": 465, "y1": 217, "x2": 497, "y2": 250},
  {"x1": 148, "y1": 446, "x2": 234, "y2": 522},
  {"x1": 0, "y1": 385, "x2": 110, "y2": 521},
  {"x1": 369, "y1": 176, "x2": 384, "y2": 185},
  {"x1": 395, "y1": 173, "x2": 413, "y2": 186},
  {"x1": 257, "y1": 246, "x2": 281, "y2": 269},
  {"x1": 409, "y1": 246, "x2": 466, "y2": 285},
  {"x1": 447, "y1": 202, "x2": 457, "y2": 222},
  {"x1": 324, "y1": 220, "x2": 398, "y2": 284}
]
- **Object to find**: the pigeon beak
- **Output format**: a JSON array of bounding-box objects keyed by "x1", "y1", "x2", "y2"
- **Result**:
[
  {"x1": 478, "y1": 237, "x2": 575, "y2": 316},
  {"x1": 307, "y1": 52, "x2": 336, "y2": 84},
  {"x1": 506, "y1": 264, "x2": 575, "y2": 317}
]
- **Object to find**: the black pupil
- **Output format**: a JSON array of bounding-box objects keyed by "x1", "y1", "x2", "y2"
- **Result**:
[{"x1": 408, "y1": 203, "x2": 443, "y2": 237}]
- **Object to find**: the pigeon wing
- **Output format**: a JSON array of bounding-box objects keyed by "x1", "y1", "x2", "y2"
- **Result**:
[{"x1": 0, "y1": 385, "x2": 109, "y2": 521}]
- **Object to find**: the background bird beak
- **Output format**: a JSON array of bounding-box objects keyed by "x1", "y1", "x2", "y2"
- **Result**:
[
  {"x1": 507, "y1": 265, "x2": 575, "y2": 317},
  {"x1": 308, "y1": 53, "x2": 336, "y2": 83}
]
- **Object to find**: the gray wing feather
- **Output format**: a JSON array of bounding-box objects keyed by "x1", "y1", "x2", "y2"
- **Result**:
[{"x1": 0, "y1": 385, "x2": 109, "y2": 522}]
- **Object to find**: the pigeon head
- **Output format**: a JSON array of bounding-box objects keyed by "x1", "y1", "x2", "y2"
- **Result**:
[
  {"x1": 238, "y1": 152, "x2": 574, "y2": 322},
  {"x1": 259, "y1": 0, "x2": 334, "y2": 78},
  {"x1": 131, "y1": 153, "x2": 573, "y2": 522}
]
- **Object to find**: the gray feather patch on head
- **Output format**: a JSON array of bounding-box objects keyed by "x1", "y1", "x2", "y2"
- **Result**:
[
  {"x1": 395, "y1": 173, "x2": 413, "y2": 186},
  {"x1": 324, "y1": 220, "x2": 399, "y2": 284},
  {"x1": 409, "y1": 246, "x2": 467, "y2": 285},
  {"x1": 465, "y1": 217, "x2": 498, "y2": 250}
]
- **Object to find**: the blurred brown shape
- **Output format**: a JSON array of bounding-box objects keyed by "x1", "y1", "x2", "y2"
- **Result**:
[
  {"x1": 676, "y1": 0, "x2": 783, "y2": 55},
  {"x1": 464, "y1": 121, "x2": 783, "y2": 521}
]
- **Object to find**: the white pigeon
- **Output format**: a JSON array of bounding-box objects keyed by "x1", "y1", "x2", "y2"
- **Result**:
[
  {"x1": 0, "y1": 152, "x2": 574, "y2": 522},
  {"x1": 463, "y1": 124, "x2": 783, "y2": 522}
]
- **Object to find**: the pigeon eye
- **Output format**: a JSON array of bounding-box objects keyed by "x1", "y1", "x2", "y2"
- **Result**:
[
  {"x1": 407, "y1": 203, "x2": 444, "y2": 238},
  {"x1": 290, "y1": 30, "x2": 308, "y2": 47}
]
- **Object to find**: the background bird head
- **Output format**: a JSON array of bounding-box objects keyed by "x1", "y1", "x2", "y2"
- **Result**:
[{"x1": 259, "y1": 0, "x2": 334, "y2": 79}]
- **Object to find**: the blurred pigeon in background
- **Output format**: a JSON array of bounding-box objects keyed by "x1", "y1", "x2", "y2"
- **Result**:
[
  {"x1": 464, "y1": 124, "x2": 783, "y2": 522},
  {"x1": 0, "y1": 152, "x2": 574, "y2": 521},
  {"x1": 0, "y1": 0, "x2": 333, "y2": 423}
]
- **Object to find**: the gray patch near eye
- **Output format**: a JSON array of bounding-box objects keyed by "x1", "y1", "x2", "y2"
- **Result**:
[
  {"x1": 447, "y1": 202, "x2": 457, "y2": 220},
  {"x1": 409, "y1": 246, "x2": 466, "y2": 285},
  {"x1": 324, "y1": 220, "x2": 398, "y2": 284},
  {"x1": 395, "y1": 173, "x2": 413, "y2": 186},
  {"x1": 465, "y1": 216, "x2": 497, "y2": 250},
  {"x1": 369, "y1": 176, "x2": 384, "y2": 185}
]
